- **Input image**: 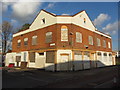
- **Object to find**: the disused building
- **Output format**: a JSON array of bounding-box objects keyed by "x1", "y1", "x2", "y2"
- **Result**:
[{"x1": 5, "y1": 9, "x2": 116, "y2": 71}]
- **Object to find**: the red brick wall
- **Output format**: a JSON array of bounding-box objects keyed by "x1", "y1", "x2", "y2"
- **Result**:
[{"x1": 12, "y1": 24, "x2": 112, "y2": 52}]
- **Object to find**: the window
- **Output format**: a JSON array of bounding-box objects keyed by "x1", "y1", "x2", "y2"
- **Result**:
[
  {"x1": 16, "y1": 56, "x2": 21, "y2": 62},
  {"x1": 17, "y1": 40, "x2": 21, "y2": 47},
  {"x1": 24, "y1": 52, "x2": 27, "y2": 62},
  {"x1": 46, "y1": 51, "x2": 54, "y2": 63},
  {"x1": 108, "y1": 42, "x2": 111, "y2": 48},
  {"x1": 103, "y1": 53, "x2": 107, "y2": 56},
  {"x1": 97, "y1": 38, "x2": 101, "y2": 46},
  {"x1": 103, "y1": 40, "x2": 106, "y2": 48},
  {"x1": 88, "y1": 36, "x2": 93, "y2": 45},
  {"x1": 84, "y1": 18, "x2": 86, "y2": 23},
  {"x1": 24, "y1": 38, "x2": 28, "y2": 46},
  {"x1": 32, "y1": 36, "x2": 37, "y2": 45},
  {"x1": 39, "y1": 52, "x2": 44, "y2": 56},
  {"x1": 29, "y1": 52, "x2": 35, "y2": 62},
  {"x1": 109, "y1": 53, "x2": 112, "y2": 56},
  {"x1": 76, "y1": 32, "x2": 82, "y2": 43},
  {"x1": 46, "y1": 32, "x2": 52, "y2": 43},
  {"x1": 84, "y1": 51, "x2": 90, "y2": 57},
  {"x1": 97, "y1": 52, "x2": 101, "y2": 56},
  {"x1": 41, "y1": 18, "x2": 45, "y2": 24},
  {"x1": 61, "y1": 25, "x2": 68, "y2": 41}
]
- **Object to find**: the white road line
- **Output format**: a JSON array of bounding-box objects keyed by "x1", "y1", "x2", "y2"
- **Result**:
[{"x1": 94, "y1": 80, "x2": 113, "y2": 88}]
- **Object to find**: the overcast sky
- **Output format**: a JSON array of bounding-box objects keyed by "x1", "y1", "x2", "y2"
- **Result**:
[{"x1": 1, "y1": 0, "x2": 119, "y2": 51}]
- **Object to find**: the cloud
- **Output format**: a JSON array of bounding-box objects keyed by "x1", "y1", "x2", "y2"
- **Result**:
[
  {"x1": 93, "y1": 13, "x2": 111, "y2": 27},
  {"x1": 11, "y1": 1, "x2": 42, "y2": 23},
  {"x1": 102, "y1": 21, "x2": 119, "y2": 35},
  {"x1": 61, "y1": 13, "x2": 70, "y2": 15},
  {"x1": 2, "y1": 1, "x2": 42, "y2": 23},
  {"x1": 44, "y1": 2, "x2": 56, "y2": 10}
]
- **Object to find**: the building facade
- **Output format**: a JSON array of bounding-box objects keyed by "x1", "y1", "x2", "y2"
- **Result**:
[{"x1": 5, "y1": 9, "x2": 116, "y2": 71}]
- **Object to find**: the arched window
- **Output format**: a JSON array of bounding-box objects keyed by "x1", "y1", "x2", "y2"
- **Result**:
[
  {"x1": 61, "y1": 25, "x2": 68, "y2": 41},
  {"x1": 32, "y1": 36, "x2": 37, "y2": 45},
  {"x1": 46, "y1": 32, "x2": 52, "y2": 43},
  {"x1": 76, "y1": 32, "x2": 82, "y2": 43},
  {"x1": 88, "y1": 36, "x2": 93, "y2": 45},
  {"x1": 103, "y1": 40, "x2": 106, "y2": 48}
]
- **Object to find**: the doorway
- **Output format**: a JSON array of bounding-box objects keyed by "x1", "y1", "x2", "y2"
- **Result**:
[{"x1": 60, "y1": 54, "x2": 69, "y2": 71}]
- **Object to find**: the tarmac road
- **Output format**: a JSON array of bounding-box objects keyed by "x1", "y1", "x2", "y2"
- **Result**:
[{"x1": 2, "y1": 65, "x2": 120, "y2": 88}]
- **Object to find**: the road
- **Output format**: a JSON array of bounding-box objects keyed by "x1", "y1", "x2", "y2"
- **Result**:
[{"x1": 2, "y1": 65, "x2": 120, "y2": 88}]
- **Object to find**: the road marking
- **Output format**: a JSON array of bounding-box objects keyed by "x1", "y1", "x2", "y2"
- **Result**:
[{"x1": 94, "y1": 80, "x2": 113, "y2": 88}]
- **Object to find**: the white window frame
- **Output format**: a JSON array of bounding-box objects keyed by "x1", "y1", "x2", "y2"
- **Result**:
[
  {"x1": 17, "y1": 39, "x2": 21, "y2": 47},
  {"x1": 76, "y1": 32, "x2": 82, "y2": 43},
  {"x1": 103, "y1": 40, "x2": 106, "y2": 48},
  {"x1": 88, "y1": 36, "x2": 93, "y2": 45},
  {"x1": 24, "y1": 38, "x2": 28, "y2": 46},
  {"x1": 61, "y1": 26, "x2": 68, "y2": 41},
  {"x1": 108, "y1": 42, "x2": 111, "y2": 48},
  {"x1": 32, "y1": 36, "x2": 37, "y2": 45},
  {"x1": 97, "y1": 38, "x2": 101, "y2": 46},
  {"x1": 46, "y1": 32, "x2": 52, "y2": 43},
  {"x1": 41, "y1": 18, "x2": 45, "y2": 24}
]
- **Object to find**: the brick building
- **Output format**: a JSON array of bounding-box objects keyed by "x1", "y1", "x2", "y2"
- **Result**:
[{"x1": 5, "y1": 9, "x2": 116, "y2": 71}]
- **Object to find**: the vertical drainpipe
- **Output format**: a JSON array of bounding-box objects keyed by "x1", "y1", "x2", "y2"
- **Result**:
[
  {"x1": 82, "y1": 51, "x2": 84, "y2": 70},
  {"x1": 54, "y1": 50, "x2": 57, "y2": 72}
]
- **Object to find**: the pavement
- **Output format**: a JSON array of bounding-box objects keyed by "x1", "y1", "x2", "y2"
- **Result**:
[{"x1": 2, "y1": 65, "x2": 120, "y2": 88}]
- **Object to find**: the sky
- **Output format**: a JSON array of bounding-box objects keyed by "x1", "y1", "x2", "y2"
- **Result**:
[{"x1": 1, "y1": 1, "x2": 119, "y2": 51}]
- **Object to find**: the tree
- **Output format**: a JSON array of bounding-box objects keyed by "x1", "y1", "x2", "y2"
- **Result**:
[
  {"x1": 1, "y1": 21, "x2": 13, "y2": 55},
  {"x1": 19, "y1": 23, "x2": 30, "y2": 31}
]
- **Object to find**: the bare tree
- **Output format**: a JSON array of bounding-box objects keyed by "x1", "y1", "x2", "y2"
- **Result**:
[{"x1": 1, "y1": 21, "x2": 13, "y2": 55}]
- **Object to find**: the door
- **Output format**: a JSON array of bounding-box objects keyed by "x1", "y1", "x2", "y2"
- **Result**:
[
  {"x1": 16, "y1": 56, "x2": 21, "y2": 67},
  {"x1": 83, "y1": 52, "x2": 90, "y2": 69},
  {"x1": 74, "y1": 53, "x2": 83, "y2": 70},
  {"x1": 60, "y1": 54, "x2": 69, "y2": 71}
]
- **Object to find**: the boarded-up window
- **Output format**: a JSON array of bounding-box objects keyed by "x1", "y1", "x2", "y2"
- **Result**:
[
  {"x1": 103, "y1": 40, "x2": 106, "y2": 48},
  {"x1": 24, "y1": 38, "x2": 28, "y2": 46},
  {"x1": 46, "y1": 32, "x2": 52, "y2": 43},
  {"x1": 76, "y1": 32, "x2": 82, "y2": 43},
  {"x1": 108, "y1": 42, "x2": 111, "y2": 48},
  {"x1": 32, "y1": 36, "x2": 37, "y2": 45},
  {"x1": 97, "y1": 38, "x2": 101, "y2": 46},
  {"x1": 84, "y1": 51, "x2": 90, "y2": 57},
  {"x1": 17, "y1": 40, "x2": 21, "y2": 47},
  {"x1": 74, "y1": 51, "x2": 82, "y2": 55},
  {"x1": 29, "y1": 52, "x2": 35, "y2": 62},
  {"x1": 61, "y1": 25, "x2": 68, "y2": 41},
  {"x1": 16, "y1": 56, "x2": 21, "y2": 62},
  {"x1": 88, "y1": 36, "x2": 93, "y2": 45},
  {"x1": 46, "y1": 51, "x2": 54, "y2": 63}
]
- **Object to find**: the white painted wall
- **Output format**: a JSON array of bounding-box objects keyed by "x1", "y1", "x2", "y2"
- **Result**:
[
  {"x1": 57, "y1": 50, "x2": 72, "y2": 71},
  {"x1": 74, "y1": 54, "x2": 83, "y2": 70},
  {"x1": 35, "y1": 52, "x2": 46, "y2": 68},
  {"x1": 96, "y1": 51, "x2": 113, "y2": 67},
  {"x1": 13, "y1": 10, "x2": 111, "y2": 39},
  {"x1": 72, "y1": 11, "x2": 95, "y2": 31},
  {"x1": 5, "y1": 53, "x2": 16, "y2": 66}
]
